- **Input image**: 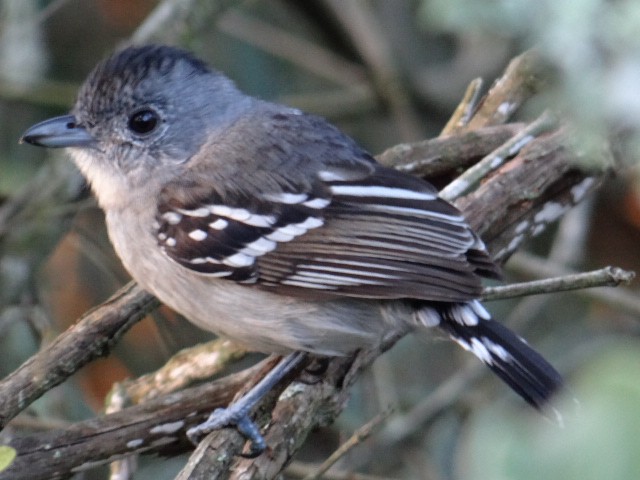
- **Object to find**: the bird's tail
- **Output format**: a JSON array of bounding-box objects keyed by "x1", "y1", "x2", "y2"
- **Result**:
[{"x1": 416, "y1": 300, "x2": 563, "y2": 409}]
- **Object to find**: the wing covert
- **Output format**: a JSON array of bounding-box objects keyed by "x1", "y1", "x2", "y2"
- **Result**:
[{"x1": 154, "y1": 109, "x2": 499, "y2": 301}]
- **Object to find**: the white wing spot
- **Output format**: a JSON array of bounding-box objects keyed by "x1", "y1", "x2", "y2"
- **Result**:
[
  {"x1": 266, "y1": 230, "x2": 295, "y2": 242},
  {"x1": 297, "y1": 217, "x2": 323, "y2": 229},
  {"x1": 190, "y1": 257, "x2": 220, "y2": 264},
  {"x1": 241, "y1": 237, "x2": 277, "y2": 255},
  {"x1": 162, "y1": 212, "x2": 182, "y2": 225},
  {"x1": 223, "y1": 252, "x2": 255, "y2": 268},
  {"x1": 266, "y1": 217, "x2": 323, "y2": 242},
  {"x1": 303, "y1": 198, "x2": 331, "y2": 209},
  {"x1": 177, "y1": 207, "x2": 210, "y2": 217},
  {"x1": 209, "y1": 218, "x2": 228, "y2": 230},
  {"x1": 277, "y1": 224, "x2": 308, "y2": 236},
  {"x1": 188, "y1": 229, "x2": 208, "y2": 241},
  {"x1": 209, "y1": 205, "x2": 276, "y2": 227}
]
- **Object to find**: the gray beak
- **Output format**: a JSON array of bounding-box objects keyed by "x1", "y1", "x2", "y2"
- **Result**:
[{"x1": 20, "y1": 114, "x2": 95, "y2": 148}]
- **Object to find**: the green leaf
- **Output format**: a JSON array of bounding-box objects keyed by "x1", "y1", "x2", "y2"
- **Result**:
[{"x1": 0, "y1": 446, "x2": 17, "y2": 472}]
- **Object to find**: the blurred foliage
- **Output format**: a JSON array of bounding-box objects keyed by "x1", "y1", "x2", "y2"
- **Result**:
[
  {"x1": 422, "y1": 0, "x2": 640, "y2": 162},
  {"x1": 459, "y1": 340, "x2": 640, "y2": 480},
  {"x1": 0, "y1": 0, "x2": 639, "y2": 479}
]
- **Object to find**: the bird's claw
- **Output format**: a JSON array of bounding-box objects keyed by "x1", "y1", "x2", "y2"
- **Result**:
[{"x1": 186, "y1": 407, "x2": 266, "y2": 457}]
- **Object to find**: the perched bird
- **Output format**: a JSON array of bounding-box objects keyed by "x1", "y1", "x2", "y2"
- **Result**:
[{"x1": 22, "y1": 45, "x2": 562, "y2": 455}]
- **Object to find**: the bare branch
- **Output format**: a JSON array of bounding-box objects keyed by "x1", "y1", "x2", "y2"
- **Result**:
[
  {"x1": 217, "y1": 11, "x2": 368, "y2": 88},
  {"x1": 440, "y1": 78, "x2": 484, "y2": 136},
  {"x1": 441, "y1": 110, "x2": 558, "y2": 201},
  {"x1": 508, "y1": 253, "x2": 640, "y2": 317},
  {"x1": 321, "y1": 0, "x2": 423, "y2": 140},
  {"x1": 0, "y1": 283, "x2": 158, "y2": 430},
  {"x1": 482, "y1": 266, "x2": 635, "y2": 301},
  {"x1": 108, "y1": 338, "x2": 248, "y2": 407},
  {"x1": 376, "y1": 123, "x2": 525, "y2": 177},
  {"x1": 302, "y1": 408, "x2": 394, "y2": 480},
  {"x1": 462, "y1": 50, "x2": 549, "y2": 130}
]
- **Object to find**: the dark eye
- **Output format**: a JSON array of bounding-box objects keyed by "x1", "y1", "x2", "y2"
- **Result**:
[{"x1": 128, "y1": 109, "x2": 160, "y2": 135}]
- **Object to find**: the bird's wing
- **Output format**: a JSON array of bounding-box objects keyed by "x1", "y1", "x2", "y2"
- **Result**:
[{"x1": 155, "y1": 111, "x2": 499, "y2": 302}]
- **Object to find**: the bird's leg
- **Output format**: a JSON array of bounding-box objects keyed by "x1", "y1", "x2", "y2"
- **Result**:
[{"x1": 186, "y1": 351, "x2": 307, "y2": 457}]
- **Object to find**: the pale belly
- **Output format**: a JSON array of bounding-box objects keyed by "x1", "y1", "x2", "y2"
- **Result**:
[{"x1": 106, "y1": 210, "x2": 395, "y2": 355}]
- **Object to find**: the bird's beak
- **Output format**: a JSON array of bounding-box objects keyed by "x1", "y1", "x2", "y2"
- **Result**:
[{"x1": 20, "y1": 114, "x2": 95, "y2": 148}]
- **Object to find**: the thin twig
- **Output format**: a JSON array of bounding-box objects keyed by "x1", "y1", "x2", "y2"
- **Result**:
[
  {"x1": 109, "y1": 339, "x2": 248, "y2": 406},
  {"x1": 288, "y1": 462, "x2": 397, "y2": 480},
  {"x1": 0, "y1": 282, "x2": 158, "y2": 430},
  {"x1": 380, "y1": 363, "x2": 483, "y2": 446},
  {"x1": 218, "y1": 11, "x2": 368, "y2": 88},
  {"x1": 507, "y1": 253, "x2": 640, "y2": 316},
  {"x1": 440, "y1": 78, "x2": 483, "y2": 136},
  {"x1": 106, "y1": 341, "x2": 249, "y2": 479},
  {"x1": 302, "y1": 408, "x2": 394, "y2": 480},
  {"x1": 321, "y1": 0, "x2": 423, "y2": 141},
  {"x1": 502, "y1": 202, "x2": 596, "y2": 333},
  {"x1": 440, "y1": 110, "x2": 558, "y2": 201},
  {"x1": 482, "y1": 266, "x2": 635, "y2": 301},
  {"x1": 462, "y1": 50, "x2": 548, "y2": 130}
]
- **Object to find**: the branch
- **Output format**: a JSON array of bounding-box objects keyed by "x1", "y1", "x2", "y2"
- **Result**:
[
  {"x1": 508, "y1": 253, "x2": 640, "y2": 317},
  {"x1": 0, "y1": 283, "x2": 158, "y2": 430},
  {"x1": 376, "y1": 123, "x2": 525, "y2": 177},
  {"x1": 440, "y1": 78, "x2": 483, "y2": 135},
  {"x1": 481, "y1": 266, "x2": 635, "y2": 301},
  {"x1": 440, "y1": 110, "x2": 558, "y2": 201},
  {"x1": 301, "y1": 409, "x2": 394, "y2": 480},
  {"x1": 321, "y1": 0, "x2": 423, "y2": 140},
  {"x1": 0, "y1": 360, "x2": 274, "y2": 480},
  {"x1": 462, "y1": 50, "x2": 550, "y2": 131}
]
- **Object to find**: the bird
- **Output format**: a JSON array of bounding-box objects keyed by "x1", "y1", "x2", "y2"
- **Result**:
[{"x1": 21, "y1": 44, "x2": 562, "y2": 456}]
